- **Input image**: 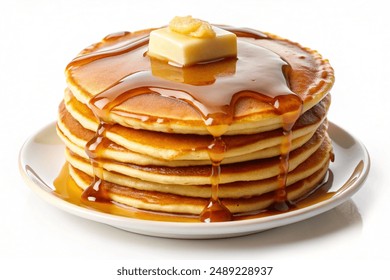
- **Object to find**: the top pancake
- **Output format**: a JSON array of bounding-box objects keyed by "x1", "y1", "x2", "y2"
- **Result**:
[{"x1": 65, "y1": 27, "x2": 334, "y2": 135}]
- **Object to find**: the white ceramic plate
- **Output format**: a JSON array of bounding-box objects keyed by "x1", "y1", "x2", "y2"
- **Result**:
[{"x1": 19, "y1": 122, "x2": 370, "y2": 239}]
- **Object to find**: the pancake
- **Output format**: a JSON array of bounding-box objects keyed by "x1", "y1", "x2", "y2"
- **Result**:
[
  {"x1": 58, "y1": 92, "x2": 330, "y2": 165},
  {"x1": 67, "y1": 147, "x2": 330, "y2": 215},
  {"x1": 70, "y1": 165, "x2": 329, "y2": 215},
  {"x1": 65, "y1": 28, "x2": 334, "y2": 135},
  {"x1": 57, "y1": 115, "x2": 317, "y2": 167},
  {"x1": 56, "y1": 22, "x2": 335, "y2": 222},
  {"x1": 63, "y1": 123, "x2": 328, "y2": 185},
  {"x1": 66, "y1": 134, "x2": 331, "y2": 200}
]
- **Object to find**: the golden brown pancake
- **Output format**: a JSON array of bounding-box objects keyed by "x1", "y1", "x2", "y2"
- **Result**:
[
  {"x1": 67, "y1": 144, "x2": 331, "y2": 215},
  {"x1": 60, "y1": 119, "x2": 328, "y2": 184},
  {"x1": 65, "y1": 28, "x2": 334, "y2": 135},
  {"x1": 58, "y1": 92, "x2": 330, "y2": 164},
  {"x1": 66, "y1": 134, "x2": 331, "y2": 199}
]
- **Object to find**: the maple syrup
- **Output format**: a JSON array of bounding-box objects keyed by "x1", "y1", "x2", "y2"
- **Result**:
[{"x1": 59, "y1": 27, "x2": 331, "y2": 222}]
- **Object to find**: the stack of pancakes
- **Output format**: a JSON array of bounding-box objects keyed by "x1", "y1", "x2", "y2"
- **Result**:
[{"x1": 56, "y1": 27, "x2": 334, "y2": 220}]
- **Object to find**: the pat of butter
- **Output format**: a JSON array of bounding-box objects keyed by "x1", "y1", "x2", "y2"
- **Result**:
[{"x1": 148, "y1": 26, "x2": 237, "y2": 66}]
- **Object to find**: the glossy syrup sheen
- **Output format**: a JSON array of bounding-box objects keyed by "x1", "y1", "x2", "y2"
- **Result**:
[{"x1": 65, "y1": 27, "x2": 306, "y2": 222}]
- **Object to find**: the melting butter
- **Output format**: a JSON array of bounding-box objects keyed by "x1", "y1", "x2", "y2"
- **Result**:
[{"x1": 148, "y1": 16, "x2": 237, "y2": 66}]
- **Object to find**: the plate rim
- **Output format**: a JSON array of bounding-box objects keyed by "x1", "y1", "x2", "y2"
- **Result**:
[{"x1": 18, "y1": 121, "x2": 370, "y2": 238}]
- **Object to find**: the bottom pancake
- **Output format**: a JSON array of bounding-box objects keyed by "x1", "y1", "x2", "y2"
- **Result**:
[
  {"x1": 68, "y1": 163, "x2": 329, "y2": 215},
  {"x1": 67, "y1": 135, "x2": 332, "y2": 215}
]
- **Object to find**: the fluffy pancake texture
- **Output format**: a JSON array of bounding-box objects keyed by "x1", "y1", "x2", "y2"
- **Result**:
[
  {"x1": 56, "y1": 25, "x2": 335, "y2": 220},
  {"x1": 65, "y1": 28, "x2": 334, "y2": 135}
]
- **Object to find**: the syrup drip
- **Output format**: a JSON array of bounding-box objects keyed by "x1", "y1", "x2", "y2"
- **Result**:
[
  {"x1": 200, "y1": 136, "x2": 232, "y2": 222},
  {"x1": 66, "y1": 28, "x2": 304, "y2": 222},
  {"x1": 272, "y1": 95, "x2": 303, "y2": 211},
  {"x1": 272, "y1": 129, "x2": 295, "y2": 211},
  {"x1": 82, "y1": 122, "x2": 111, "y2": 203}
]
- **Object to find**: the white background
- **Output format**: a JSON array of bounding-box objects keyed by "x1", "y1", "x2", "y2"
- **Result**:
[{"x1": 1, "y1": 0, "x2": 389, "y2": 278}]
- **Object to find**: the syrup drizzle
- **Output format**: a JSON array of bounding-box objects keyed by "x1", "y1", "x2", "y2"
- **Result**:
[
  {"x1": 82, "y1": 122, "x2": 112, "y2": 203},
  {"x1": 272, "y1": 95, "x2": 303, "y2": 211},
  {"x1": 200, "y1": 136, "x2": 232, "y2": 222},
  {"x1": 66, "y1": 27, "x2": 304, "y2": 222}
]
